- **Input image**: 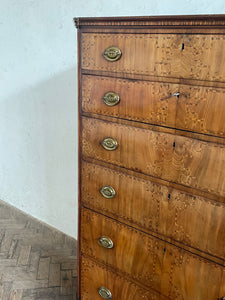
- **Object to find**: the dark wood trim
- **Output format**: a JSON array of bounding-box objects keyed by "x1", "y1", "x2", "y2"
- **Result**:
[
  {"x1": 74, "y1": 18, "x2": 80, "y2": 28},
  {"x1": 74, "y1": 15, "x2": 225, "y2": 28},
  {"x1": 81, "y1": 69, "x2": 225, "y2": 89},
  {"x1": 77, "y1": 28, "x2": 82, "y2": 300},
  {"x1": 80, "y1": 27, "x2": 225, "y2": 34}
]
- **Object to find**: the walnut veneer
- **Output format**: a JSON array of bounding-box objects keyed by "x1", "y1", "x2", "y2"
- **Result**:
[{"x1": 75, "y1": 15, "x2": 225, "y2": 300}]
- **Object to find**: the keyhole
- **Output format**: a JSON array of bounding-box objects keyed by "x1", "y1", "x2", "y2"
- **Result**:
[
  {"x1": 173, "y1": 142, "x2": 176, "y2": 149},
  {"x1": 181, "y1": 43, "x2": 185, "y2": 50}
]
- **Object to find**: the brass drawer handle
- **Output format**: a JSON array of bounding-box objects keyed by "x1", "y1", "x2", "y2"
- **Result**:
[
  {"x1": 98, "y1": 287, "x2": 112, "y2": 299},
  {"x1": 98, "y1": 236, "x2": 114, "y2": 249},
  {"x1": 103, "y1": 46, "x2": 121, "y2": 62},
  {"x1": 100, "y1": 185, "x2": 116, "y2": 199},
  {"x1": 101, "y1": 137, "x2": 118, "y2": 151},
  {"x1": 103, "y1": 91, "x2": 120, "y2": 106}
]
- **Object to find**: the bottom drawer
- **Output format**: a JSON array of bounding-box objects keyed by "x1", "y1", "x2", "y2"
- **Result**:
[
  {"x1": 81, "y1": 256, "x2": 165, "y2": 300},
  {"x1": 81, "y1": 208, "x2": 225, "y2": 300}
]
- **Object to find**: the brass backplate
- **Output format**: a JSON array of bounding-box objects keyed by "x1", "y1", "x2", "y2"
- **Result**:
[
  {"x1": 103, "y1": 91, "x2": 120, "y2": 106},
  {"x1": 103, "y1": 46, "x2": 122, "y2": 62},
  {"x1": 101, "y1": 137, "x2": 118, "y2": 151}
]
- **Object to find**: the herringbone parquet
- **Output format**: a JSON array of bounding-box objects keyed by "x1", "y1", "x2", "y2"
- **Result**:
[{"x1": 0, "y1": 199, "x2": 77, "y2": 300}]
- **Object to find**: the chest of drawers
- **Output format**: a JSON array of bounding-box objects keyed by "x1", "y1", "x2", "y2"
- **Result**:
[{"x1": 75, "y1": 15, "x2": 225, "y2": 300}]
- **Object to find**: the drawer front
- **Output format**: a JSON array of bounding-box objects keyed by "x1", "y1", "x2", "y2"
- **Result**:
[
  {"x1": 81, "y1": 256, "x2": 166, "y2": 300},
  {"x1": 81, "y1": 208, "x2": 225, "y2": 300},
  {"x1": 81, "y1": 161, "x2": 225, "y2": 260},
  {"x1": 82, "y1": 75, "x2": 225, "y2": 137},
  {"x1": 81, "y1": 33, "x2": 225, "y2": 82},
  {"x1": 82, "y1": 75, "x2": 177, "y2": 129},
  {"x1": 82, "y1": 117, "x2": 225, "y2": 197}
]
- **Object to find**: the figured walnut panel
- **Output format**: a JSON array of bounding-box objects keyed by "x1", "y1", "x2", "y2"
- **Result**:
[
  {"x1": 81, "y1": 256, "x2": 166, "y2": 300},
  {"x1": 82, "y1": 75, "x2": 225, "y2": 137},
  {"x1": 81, "y1": 208, "x2": 225, "y2": 300},
  {"x1": 82, "y1": 75, "x2": 177, "y2": 128},
  {"x1": 81, "y1": 161, "x2": 225, "y2": 260},
  {"x1": 81, "y1": 33, "x2": 225, "y2": 82},
  {"x1": 176, "y1": 85, "x2": 225, "y2": 137},
  {"x1": 81, "y1": 117, "x2": 225, "y2": 197}
]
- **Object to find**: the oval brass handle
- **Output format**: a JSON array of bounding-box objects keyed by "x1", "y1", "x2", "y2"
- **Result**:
[
  {"x1": 98, "y1": 287, "x2": 112, "y2": 299},
  {"x1": 101, "y1": 137, "x2": 118, "y2": 151},
  {"x1": 103, "y1": 46, "x2": 121, "y2": 62},
  {"x1": 100, "y1": 185, "x2": 116, "y2": 199},
  {"x1": 98, "y1": 236, "x2": 114, "y2": 249},
  {"x1": 103, "y1": 91, "x2": 120, "y2": 106}
]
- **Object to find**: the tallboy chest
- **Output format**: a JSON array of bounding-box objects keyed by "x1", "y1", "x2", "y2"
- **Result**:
[{"x1": 75, "y1": 15, "x2": 225, "y2": 300}]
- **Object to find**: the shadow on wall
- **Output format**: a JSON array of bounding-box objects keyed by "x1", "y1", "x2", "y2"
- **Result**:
[{"x1": 0, "y1": 66, "x2": 78, "y2": 237}]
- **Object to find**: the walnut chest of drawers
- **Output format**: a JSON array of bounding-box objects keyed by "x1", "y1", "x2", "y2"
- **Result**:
[{"x1": 75, "y1": 15, "x2": 225, "y2": 300}]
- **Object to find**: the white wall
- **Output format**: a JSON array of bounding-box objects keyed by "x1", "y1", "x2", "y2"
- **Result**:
[{"x1": 1, "y1": 0, "x2": 225, "y2": 238}]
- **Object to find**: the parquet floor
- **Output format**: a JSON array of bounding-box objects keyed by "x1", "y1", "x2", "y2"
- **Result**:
[{"x1": 0, "y1": 199, "x2": 77, "y2": 300}]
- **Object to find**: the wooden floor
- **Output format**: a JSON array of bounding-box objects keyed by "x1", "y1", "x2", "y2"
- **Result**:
[{"x1": 0, "y1": 199, "x2": 77, "y2": 300}]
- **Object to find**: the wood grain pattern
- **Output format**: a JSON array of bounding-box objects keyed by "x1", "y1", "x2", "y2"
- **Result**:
[
  {"x1": 82, "y1": 116, "x2": 225, "y2": 198},
  {"x1": 176, "y1": 85, "x2": 225, "y2": 137},
  {"x1": 81, "y1": 160, "x2": 225, "y2": 260},
  {"x1": 81, "y1": 74, "x2": 225, "y2": 137},
  {"x1": 83, "y1": 111, "x2": 225, "y2": 145},
  {"x1": 81, "y1": 33, "x2": 225, "y2": 82},
  {"x1": 82, "y1": 68, "x2": 225, "y2": 89},
  {"x1": 81, "y1": 208, "x2": 225, "y2": 300},
  {"x1": 80, "y1": 255, "x2": 167, "y2": 300}
]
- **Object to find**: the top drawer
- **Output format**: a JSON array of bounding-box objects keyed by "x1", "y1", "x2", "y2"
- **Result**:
[{"x1": 81, "y1": 33, "x2": 225, "y2": 82}]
